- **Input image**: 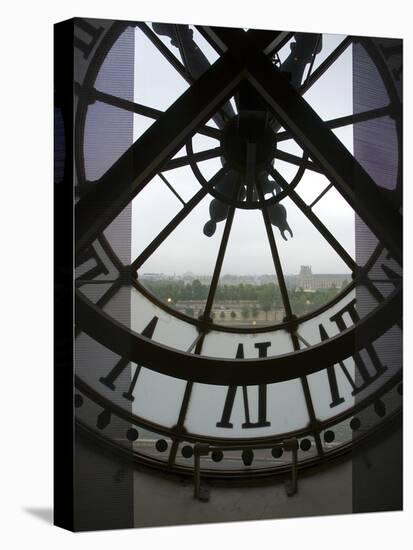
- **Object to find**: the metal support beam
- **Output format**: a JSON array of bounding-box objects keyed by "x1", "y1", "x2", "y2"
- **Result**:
[
  {"x1": 192, "y1": 439, "x2": 299, "y2": 500},
  {"x1": 75, "y1": 51, "x2": 245, "y2": 254},
  {"x1": 284, "y1": 438, "x2": 299, "y2": 496},
  {"x1": 246, "y1": 52, "x2": 402, "y2": 265},
  {"x1": 200, "y1": 26, "x2": 292, "y2": 57},
  {"x1": 193, "y1": 444, "x2": 210, "y2": 501}
]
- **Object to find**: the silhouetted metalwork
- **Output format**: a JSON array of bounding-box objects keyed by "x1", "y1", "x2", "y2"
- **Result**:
[{"x1": 73, "y1": 20, "x2": 402, "y2": 479}]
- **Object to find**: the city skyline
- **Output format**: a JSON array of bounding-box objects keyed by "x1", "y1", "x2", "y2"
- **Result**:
[{"x1": 141, "y1": 267, "x2": 352, "y2": 277}]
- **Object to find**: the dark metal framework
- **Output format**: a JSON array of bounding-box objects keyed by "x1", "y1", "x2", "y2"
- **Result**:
[{"x1": 74, "y1": 20, "x2": 402, "y2": 478}]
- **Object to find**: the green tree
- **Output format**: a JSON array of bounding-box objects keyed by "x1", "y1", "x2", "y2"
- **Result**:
[
  {"x1": 219, "y1": 310, "x2": 226, "y2": 320},
  {"x1": 258, "y1": 287, "x2": 274, "y2": 320},
  {"x1": 191, "y1": 279, "x2": 203, "y2": 299},
  {"x1": 230, "y1": 310, "x2": 237, "y2": 320},
  {"x1": 241, "y1": 306, "x2": 250, "y2": 320},
  {"x1": 184, "y1": 307, "x2": 194, "y2": 317}
]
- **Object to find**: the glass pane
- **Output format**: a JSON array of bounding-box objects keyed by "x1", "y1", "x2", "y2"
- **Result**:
[
  {"x1": 311, "y1": 34, "x2": 349, "y2": 74},
  {"x1": 303, "y1": 42, "x2": 353, "y2": 121},
  {"x1": 271, "y1": 195, "x2": 353, "y2": 317},
  {"x1": 131, "y1": 175, "x2": 183, "y2": 260},
  {"x1": 312, "y1": 187, "x2": 356, "y2": 259},
  {"x1": 136, "y1": 189, "x2": 226, "y2": 319},
  {"x1": 293, "y1": 170, "x2": 332, "y2": 207},
  {"x1": 190, "y1": 25, "x2": 219, "y2": 66},
  {"x1": 212, "y1": 208, "x2": 286, "y2": 327},
  {"x1": 185, "y1": 379, "x2": 308, "y2": 438},
  {"x1": 134, "y1": 26, "x2": 189, "y2": 112},
  {"x1": 132, "y1": 369, "x2": 187, "y2": 428},
  {"x1": 131, "y1": 286, "x2": 199, "y2": 351}
]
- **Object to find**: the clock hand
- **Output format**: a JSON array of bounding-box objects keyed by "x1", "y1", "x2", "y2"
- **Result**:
[
  {"x1": 202, "y1": 34, "x2": 322, "y2": 238},
  {"x1": 203, "y1": 169, "x2": 242, "y2": 237},
  {"x1": 267, "y1": 203, "x2": 293, "y2": 241},
  {"x1": 261, "y1": 175, "x2": 293, "y2": 240},
  {"x1": 264, "y1": 33, "x2": 322, "y2": 238}
]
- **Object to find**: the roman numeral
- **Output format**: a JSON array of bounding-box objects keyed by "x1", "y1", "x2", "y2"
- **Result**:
[
  {"x1": 74, "y1": 19, "x2": 104, "y2": 59},
  {"x1": 320, "y1": 299, "x2": 387, "y2": 408},
  {"x1": 216, "y1": 342, "x2": 271, "y2": 429},
  {"x1": 99, "y1": 316, "x2": 158, "y2": 399},
  {"x1": 380, "y1": 263, "x2": 402, "y2": 288},
  {"x1": 75, "y1": 244, "x2": 109, "y2": 286}
]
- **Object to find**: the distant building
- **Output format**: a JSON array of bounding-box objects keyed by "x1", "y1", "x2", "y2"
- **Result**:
[
  {"x1": 288, "y1": 265, "x2": 350, "y2": 291},
  {"x1": 142, "y1": 267, "x2": 350, "y2": 291},
  {"x1": 141, "y1": 272, "x2": 166, "y2": 280}
]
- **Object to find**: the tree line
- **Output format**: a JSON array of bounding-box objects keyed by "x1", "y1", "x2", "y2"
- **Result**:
[{"x1": 141, "y1": 278, "x2": 345, "y2": 316}]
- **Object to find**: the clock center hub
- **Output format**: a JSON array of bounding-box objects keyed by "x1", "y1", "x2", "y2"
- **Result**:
[{"x1": 220, "y1": 112, "x2": 275, "y2": 173}]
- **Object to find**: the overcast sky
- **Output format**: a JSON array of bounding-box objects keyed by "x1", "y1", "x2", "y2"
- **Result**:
[{"x1": 131, "y1": 28, "x2": 355, "y2": 275}]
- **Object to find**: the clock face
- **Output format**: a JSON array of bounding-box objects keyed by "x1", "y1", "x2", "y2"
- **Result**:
[{"x1": 73, "y1": 19, "x2": 402, "y2": 478}]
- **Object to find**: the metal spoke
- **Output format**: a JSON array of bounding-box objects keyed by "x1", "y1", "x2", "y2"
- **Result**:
[
  {"x1": 140, "y1": 22, "x2": 231, "y2": 128},
  {"x1": 299, "y1": 377, "x2": 324, "y2": 457},
  {"x1": 302, "y1": 34, "x2": 322, "y2": 85},
  {"x1": 75, "y1": 50, "x2": 243, "y2": 254},
  {"x1": 322, "y1": 105, "x2": 393, "y2": 129},
  {"x1": 167, "y1": 188, "x2": 238, "y2": 466},
  {"x1": 162, "y1": 147, "x2": 222, "y2": 172},
  {"x1": 158, "y1": 173, "x2": 186, "y2": 205},
  {"x1": 131, "y1": 167, "x2": 228, "y2": 271},
  {"x1": 273, "y1": 149, "x2": 322, "y2": 173},
  {"x1": 79, "y1": 86, "x2": 221, "y2": 140},
  {"x1": 198, "y1": 26, "x2": 292, "y2": 57},
  {"x1": 256, "y1": 184, "x2": 293, "y2": 320},
  {"x1": 276, "y1": 105, "x2": 392, "y2": 143},
  {"x1": 137, "y1": 22, "x2": 190, "y2": 82},
  {"x1": 167, "y1": 381, "x2": 194, "y2": 466},
  {"x1": 203, "y1": 205, "x2": 237, "y2": 320},
  {"x1": 174, "y1": 25, "x2": 190, "y2": 70},
  {"x1": 299, "y1": 36, "x2": 353, "y2": 95},
  {"x1": 309, "y1": 182, "x2": 333, "y2": 209},
  {"x1": 246, "y1": 51, "x2": 402, "y2": 264},
  {"x1": 257, "y1": 182, "x2": 324, "y2": 457},
  {"x1": 167, "y1": 336, "x2": 205, "y2": 467},
  {"x1": 292, "y1": 334, "x2": 330, "y2": 457},
  {"x1": 269, "y1": 167, "x2": 356, "y2": 271}
]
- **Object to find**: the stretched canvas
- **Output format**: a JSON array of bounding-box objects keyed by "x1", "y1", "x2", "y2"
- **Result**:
[{"x1": 54, "y1": 17, "x2": 403, "y2": 531}]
